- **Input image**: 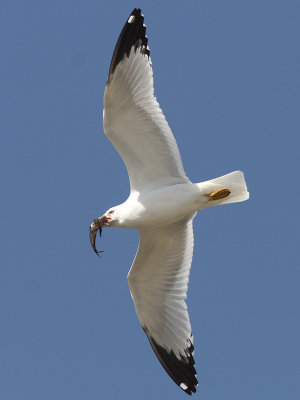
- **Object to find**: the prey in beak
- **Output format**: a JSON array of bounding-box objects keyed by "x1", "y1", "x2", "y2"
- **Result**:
[{"x1": 89, "y1": 216, "x2": 108, "y2": 256}]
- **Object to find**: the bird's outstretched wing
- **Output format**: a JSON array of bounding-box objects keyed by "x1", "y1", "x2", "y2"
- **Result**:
[
  {"x1": 128, "y1": 215, "x2": 198, "y2": 395},
  {"x1": 103, "y1": 8, "x2": 190, "y2": 193}
]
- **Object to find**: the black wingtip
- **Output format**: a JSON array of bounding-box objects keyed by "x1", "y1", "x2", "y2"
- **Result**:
[
  {"x1": 108, "y1": 8, "x2": 150, "y2": 78},
  {"x1": 143, "y1": 328, "x2": 198, "y2": 395}
]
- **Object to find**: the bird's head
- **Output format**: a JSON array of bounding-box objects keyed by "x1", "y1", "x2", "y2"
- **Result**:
[{"x1": 102, "y1": 206, "x2": 120, "y2": 227}]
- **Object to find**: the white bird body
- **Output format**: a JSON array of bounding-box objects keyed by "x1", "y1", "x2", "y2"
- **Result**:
[
  {"x1": 111, "y1": 171, "x2": 247, "y2": 229},
  {"x1": 90, "y1": 9, "x2": 249, "y2": 395}
]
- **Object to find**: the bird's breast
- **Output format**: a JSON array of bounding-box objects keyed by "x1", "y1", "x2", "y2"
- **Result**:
[{"x1": 122, "y1": 184, "x2": 199, "y2": 229}]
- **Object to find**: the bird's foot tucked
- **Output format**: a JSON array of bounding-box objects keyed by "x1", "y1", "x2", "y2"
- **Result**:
[{"x1": 205, "y1": 188, "x2": 231, "y2": 201}]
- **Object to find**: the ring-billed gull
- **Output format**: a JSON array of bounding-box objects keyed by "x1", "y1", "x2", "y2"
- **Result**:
[{"x1": 89, "y1": 8, "x2": 249, "y2": 395}]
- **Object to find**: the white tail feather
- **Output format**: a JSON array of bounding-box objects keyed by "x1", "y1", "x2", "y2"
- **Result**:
[{"x1": 197, "y1": 171, "x2": 249, "y2": 207}]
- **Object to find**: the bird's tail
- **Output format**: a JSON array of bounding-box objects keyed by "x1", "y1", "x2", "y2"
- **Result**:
[{"x1": 196, "y1": 170, "x2": 249, "y2": 207}]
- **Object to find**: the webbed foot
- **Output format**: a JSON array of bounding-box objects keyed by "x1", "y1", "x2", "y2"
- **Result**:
[{"x1": 205, "y1": 188, "x2": 231, "y2": 201}]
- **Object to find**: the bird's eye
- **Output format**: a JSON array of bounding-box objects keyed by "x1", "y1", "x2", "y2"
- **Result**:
[{"x1": 108, "y1": 210, "x2": 114, "y2": 215}]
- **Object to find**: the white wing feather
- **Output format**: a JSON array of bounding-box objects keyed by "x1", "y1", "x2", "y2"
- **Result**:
[
  {"x1": 103, "y1": 46, "x2": 190, "y2": 193},
  {"x1": 127, "y1": 215, "x2": 198, "y2": 391},
  {"x1": 128, "y1": 216, "x2": 195, "y2": 356}
]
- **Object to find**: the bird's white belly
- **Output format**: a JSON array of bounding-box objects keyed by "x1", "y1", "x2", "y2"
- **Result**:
[{"x1": 119, "y1": 183, "x2": 202, "y2": 229}]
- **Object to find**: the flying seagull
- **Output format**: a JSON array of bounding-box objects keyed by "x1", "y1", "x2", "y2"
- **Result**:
[{"x1": 90, "y1": 8, "x2": 249, "y2": 395}]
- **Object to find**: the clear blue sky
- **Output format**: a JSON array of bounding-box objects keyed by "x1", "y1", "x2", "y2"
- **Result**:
[{"x1": 1, "y1": 1, "x2": 299, "y2": 399}]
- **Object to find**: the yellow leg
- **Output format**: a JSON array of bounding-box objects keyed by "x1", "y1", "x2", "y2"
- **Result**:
[{"x1": 205, "y1": 188, "x2": 231, "y2": 201}]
